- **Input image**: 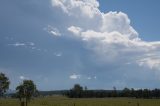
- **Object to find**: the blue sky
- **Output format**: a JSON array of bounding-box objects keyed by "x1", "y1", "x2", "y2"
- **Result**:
[{"x1": 0, "y1": 0, "x2": 160, "y2": 90}]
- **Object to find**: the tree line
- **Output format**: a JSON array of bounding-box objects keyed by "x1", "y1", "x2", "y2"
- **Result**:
[{"x1": 65, "y1": 84, "x2": 160, "y2": 98}]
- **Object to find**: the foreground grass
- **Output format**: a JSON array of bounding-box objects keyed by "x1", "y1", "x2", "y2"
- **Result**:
[{"x1": 1, "y1": 96, "x2": 160, "y2": 106}]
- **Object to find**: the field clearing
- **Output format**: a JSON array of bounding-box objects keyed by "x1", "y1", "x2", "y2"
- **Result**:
[{"x1": 1, "y1": 96, "x2": 160, "y2": 106}]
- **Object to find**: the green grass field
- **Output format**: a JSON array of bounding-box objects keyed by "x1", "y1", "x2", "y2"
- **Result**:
[{"x1": 1, "y1": 96, "x2": 160, "y2": 106}]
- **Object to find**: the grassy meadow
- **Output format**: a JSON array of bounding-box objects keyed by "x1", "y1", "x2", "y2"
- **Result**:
[{"x1": 1, "y1": 96, "x2": 160, "y2": 106}]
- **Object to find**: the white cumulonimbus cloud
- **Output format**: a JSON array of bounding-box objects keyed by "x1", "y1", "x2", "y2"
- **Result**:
[{"x1": 51, "y1": 0, "x2": 160, "y2": 71}]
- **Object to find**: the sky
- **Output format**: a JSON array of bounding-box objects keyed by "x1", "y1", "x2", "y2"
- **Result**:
[{"x1": 0, "y1": 0, "x2": 160, "y2": 90}]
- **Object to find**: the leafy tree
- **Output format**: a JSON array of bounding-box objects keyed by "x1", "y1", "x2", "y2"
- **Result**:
[
  {"x1": 0, "y1": 73, "x2": 10, "y2": 97},
  {"x1": 122, "y1": 88, "x2": 131, "y2": 97},
  {"x1": 16, "y1": 80, "x2": 37, "y2": 106},
  {"x1": 72, "y1": 84, "x2": 83, "y2": 91},
  {"x1": 68, "y1": 84, "x2": 83, "y2": 98}
]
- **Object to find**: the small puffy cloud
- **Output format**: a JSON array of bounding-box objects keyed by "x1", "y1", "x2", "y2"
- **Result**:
[
  {"x1": 69, "y1": 74, "x2": 81, "y2": 80},
  {"x1": 68, "y1": 26, "x2": 82, "y2": 35},
  {"x1": 94, "y1": 76, "x2": 97, "y2": 79},
  {"x1": 19, "y1": 76, "x2": 27, "y2": 80},
  {"x1": 87, "y1": 77, "x2": 91, "y2": 80},
  {"x1": 28, "y1": 42, "x2": 35, "y2": 46},
  {"x1": 8, "y1": 42, "x2": 26, "y2": 47},
  {"x1": 86, "y1": 76, "x2": 97, "y2": 80},
  {"x1": 8, "y1": 42, "x2": 35, "y2": 47},
  {"x1": 54, "y1": 52, "x2": 62, "y2": 57},
  {"x1": 44, "y1": 25, "x2": 61, "y2": 37}
]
